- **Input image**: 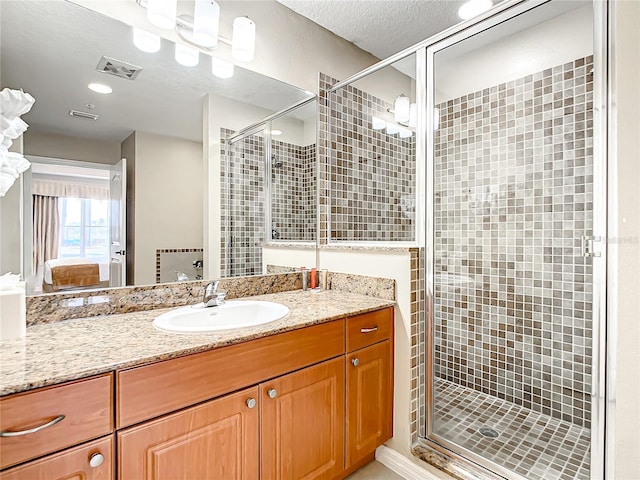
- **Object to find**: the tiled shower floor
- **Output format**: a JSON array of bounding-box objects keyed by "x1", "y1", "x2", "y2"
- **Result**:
[{"x1": 433, "y1": 378, "x2": 591, "y2": 480}]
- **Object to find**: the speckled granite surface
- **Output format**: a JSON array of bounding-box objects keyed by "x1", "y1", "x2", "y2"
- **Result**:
[
  {"x1": 328, "y1": 273, "x2": 395, "y2": 300},
  {"x1": 25, "y1": 272, "x2": 302, "y2": 326},
  {"x1": 1, "y1": 290, "x2": 394, "y2": 396},
  {"x1": 320, "y1": 244, "x2": 419, "y2": 252}
]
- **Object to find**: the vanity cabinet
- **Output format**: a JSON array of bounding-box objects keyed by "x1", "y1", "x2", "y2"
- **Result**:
[
  {"x1": 0, "y1": 436, "x2": 114, "y2": 480},
  {"x1": 118, "y1": 387, "x2": 259, "y2": 480},
  {"x1": 345, "y1": 308, "x2": 393, "y2": 469},
  {"x1": 261, "y1": 356, "x2": 345, "y2": 480}
]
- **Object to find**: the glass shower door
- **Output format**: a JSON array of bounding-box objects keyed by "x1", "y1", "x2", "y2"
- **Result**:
[{"x1": 426, "y1": 1, "x2": 604, "y2": 479}]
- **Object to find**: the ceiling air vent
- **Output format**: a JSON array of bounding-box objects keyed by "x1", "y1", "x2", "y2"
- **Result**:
[
  {"x1": 96, "y1": 56, "x2": 142, "y2": 80},
  {"x1": 69, "y1": 110, "x2": 99, "y2": 120}
]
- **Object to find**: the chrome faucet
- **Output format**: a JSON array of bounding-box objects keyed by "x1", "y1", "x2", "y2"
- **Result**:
[{"x1": 203, "y1": 281, "x2": 226, "y2": 307}]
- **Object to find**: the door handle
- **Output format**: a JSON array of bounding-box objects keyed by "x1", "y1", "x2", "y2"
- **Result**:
[{"x1": 115, "y1": 250, "x2": 126, "y2": 256}]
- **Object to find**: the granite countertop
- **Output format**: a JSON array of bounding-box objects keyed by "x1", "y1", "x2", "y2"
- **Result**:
[{"x1": 0, "y1": 290, "x2": 395, "y2": 396}]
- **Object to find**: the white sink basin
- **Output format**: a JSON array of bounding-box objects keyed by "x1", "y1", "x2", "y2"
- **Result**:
[{"x1": 153, "y1": 300, "x2": 290, "y2": 334}]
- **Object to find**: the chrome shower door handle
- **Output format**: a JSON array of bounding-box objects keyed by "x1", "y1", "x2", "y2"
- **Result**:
[{"x1": 581, "y1": 235, "x2": 602, "y2": 258}]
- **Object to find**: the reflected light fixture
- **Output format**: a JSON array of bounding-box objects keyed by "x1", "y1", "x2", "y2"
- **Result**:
[
  {"x1": 386, "y1": 122, "x2": 400, "y2": 135},
  {"x1": 175, "y1": 43, "x2": 199, "y2": 67},
  {"x1": 133, "y1": 27, "x2": 161, "y2": 53},
  {"x1": 408, "y1": 103, "x2": 417, "y2": 128},
  {"x1": 211, "y1": 57, "x2": 234, "y2": 79},
  {"x1": 394, "y1": 94, "x2": 410, "y2": 123},
  {"x1": 146, "y1": 0, "x2": 177, "y2": 30},
  {"x1": 232, "y1": 17, "x2": 256, "y2": 62},
  {"x1": 372, "y1": 116, "x2": 386, "y2": 130},
  {"x1": 270, "y1": 129, "x2": 283, "y2": 136},
  {"x1": 193, "y1": 0, "x2": 220, "y2": 48},
  {"x1": 458, "y1": 0, "x2": 493, "y2": 20},
  {"x1": 399, "y1": 128, "x2": 413, "y2": 139},
  {"x1": 88, "y1": 83, "x2": 112, "y2": 94}
]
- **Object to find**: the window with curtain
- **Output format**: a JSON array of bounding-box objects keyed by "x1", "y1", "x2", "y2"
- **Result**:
[{"x1": 58, "y1": 197, "x2": 109, "y2": 262}]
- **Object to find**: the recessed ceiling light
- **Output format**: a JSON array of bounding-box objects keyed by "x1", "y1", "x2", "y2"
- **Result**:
[
  {"x1": 88, "y1": 83, "x2": 112, "y2": 94},
  {"x1": 270, "y1": 129, "x2": 283, "y2": 136},
  {"x1": 458, "y1": 0, "x2": 493, "y2": 20}
]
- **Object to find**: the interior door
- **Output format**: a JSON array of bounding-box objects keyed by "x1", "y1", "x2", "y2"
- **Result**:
[{"x1": 109, "y1": 158, "x2": 126, "y2": 287}]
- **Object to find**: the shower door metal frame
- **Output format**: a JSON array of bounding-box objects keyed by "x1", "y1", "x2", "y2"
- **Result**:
[{"x1": 421, "y1": 1, "x2": 610, "y2": 480}]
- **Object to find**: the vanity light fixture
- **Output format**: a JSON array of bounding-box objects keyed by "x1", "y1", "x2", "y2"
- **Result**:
[
  {"x1": 175, "y1": 43, "x2": 199, "y2": 67},
  {"x1": 211, "y1": 57, "x2": 234, "y2": 79},
  {"x1": 399, "y1": 128, "x2": 413, "y2": 139},
  {"x1": 394, "y1": 94, "x2": 410, "y2": 123},
  {"x1": 458, "y1": 0, "x2": 493, "y2": 20},
  {"x1": 88, "y1": 83, "x2": 112, "y2": 94},
  {"x1": 146, "y1": 0, "x2": 177, "y2": 30},
  {"x1": 372, "y1": 116, "x2": 386, "y2": 130},
  {"x1": 193, "y1": 0, "x2": 220, "y2": 48},
  {"x1": 133, "y1": 27, "x2": 161, "y2": 53},
  {"x1": 385, "y1": 122, "x2": 400, "y2": 135},
  {"x1": 135, "y1": 0, "x2": 256, "y2": 63}
]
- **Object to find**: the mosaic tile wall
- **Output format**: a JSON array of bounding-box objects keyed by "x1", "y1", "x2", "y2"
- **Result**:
[
  {"x1": 221, "y1": 129, "x2": 316, "y2": 277},
  {"x1": 432, "y1": 56, "x2": 594, "y2": 427},
  {"x1": 319, "y1": 74, "x2": 416, "y2": 243},
  {"x1": 271, "y1": 141, "x2": 316, "y2": 242},
  {"x1": 155, "y1": 248, "x2": 204, "y2": 283}
]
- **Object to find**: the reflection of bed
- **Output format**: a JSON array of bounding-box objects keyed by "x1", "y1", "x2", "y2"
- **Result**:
[{"x1": 43, "y1": 259, "x2": 109, "y2": 292}]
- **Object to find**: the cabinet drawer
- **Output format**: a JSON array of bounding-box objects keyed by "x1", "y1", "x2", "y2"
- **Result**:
[
  {"x1": 0, "y1": 436, "x2": 113, "y2": 480},
  {"x1": 117, "y1": 319, "x2": 345, "y2": 428},
  {"x1": 346, "y1": 307, "x2": 393, "y2": 352},
  {"x1": 0, "y1": 374, "x2": 113, "y2": 470}
]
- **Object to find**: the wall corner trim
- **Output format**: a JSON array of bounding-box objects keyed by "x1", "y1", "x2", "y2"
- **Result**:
[{"x1": 376, "y1": 445, "x2": 445, "y2": 480}]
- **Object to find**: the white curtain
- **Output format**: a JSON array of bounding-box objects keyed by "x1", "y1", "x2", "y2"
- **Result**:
[
  {"x1": 32, "y1": 178, "x2": 109, "y2": 200},
  {"x1": 32, "y1": 194, "x2": 60, "y2": 273}
]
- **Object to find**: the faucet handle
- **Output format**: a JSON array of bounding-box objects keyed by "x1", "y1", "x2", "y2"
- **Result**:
[{"x1": 205, "y1": 281, "x2": 219, "y2": 295}]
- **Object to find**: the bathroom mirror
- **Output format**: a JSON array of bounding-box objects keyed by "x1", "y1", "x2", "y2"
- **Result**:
[{"x1": 0, "y1": 0, "x2": 316, "y2": 294}]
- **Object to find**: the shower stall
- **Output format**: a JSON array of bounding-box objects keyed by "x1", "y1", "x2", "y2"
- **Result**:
[{"x1": 325, "y1": 1, "x2": 608, "y2": 479}]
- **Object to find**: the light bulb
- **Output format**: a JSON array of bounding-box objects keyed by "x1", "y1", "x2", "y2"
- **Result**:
[
  {"x1": 175, "y1": 44, "x2": 199, "y2": 67},
  {"x1": 232, "y1": 17, "x2": 255, "y2": 62},
  {"x1": 372, "y1": 116, "x2": 386, "y2": 130},
  {"x1": 386, "y1": 122, "x2": 400, "y2": 135},
  {"x1": 394, "y1": 95, "x2": 410, "y2": 123},
  {"x1": 133, "y1": 27, "x2": 161, "y2": 53},
  {"x1": 193, "y1": 0, "x2": 220, "y2": 48},
  {"x1": 458, "y1": 0, "x2": 493, "y2": 20},
  {"x1": 211, "y1": 57, "x2": 234, "y2": 79},
  {"x1": 147, "y1": 0, "x2": 177, "y2": 30}
]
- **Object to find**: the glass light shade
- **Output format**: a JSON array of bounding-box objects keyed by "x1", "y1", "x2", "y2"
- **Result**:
[
  {"x1": 399, "y1": 128, "x2": 413, "y2": 138},
  {"x1": 386, "y1": 122, "x2": 400, "y2": 135},
  {"x1": 147, "y1": 0, "x2": 177, "y2": 30},
  {"x1": 408, "y1": 103, "x2": 417, "y2": 128},
  {"x1": 458, "y1": 0, "x2": 493, "y2": 20},
  {"x1": 88, "y1": 83, "x2": 112, "y2": 94},
  {"x1": 270, "y1": 130, "x2": 283, "y2": 136},
  {"x1": 372, "y1": 116, "x2": 386, "y2": 130},
  {"x1": 193, "y1": 0, "x2": 220, "y2": 48},
  {"x1": 232, "y1": 17, "x2": 256, "y2": 62},
  {"x1": 394, "y1": 95, "x2": 410, "y2": 123},
  {"x1": 175, "y1": 44, "x2": 199, "y2": 67},
  {"x1": 133, "y1": 27, "x2": 161, "y2": 53},
  {"x1": 434, "y1": 107, "x2": 440, "y2": 130},
  {"x1": 211, "y1": 57, "x2": 234, "y2": 79}
]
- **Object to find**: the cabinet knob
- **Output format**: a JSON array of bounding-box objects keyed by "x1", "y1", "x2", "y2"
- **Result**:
[
  {"x1": 89, "y1": 452, "x2": 104, "y2": 468},
  {"x1": 267, "y1": 388, "x2": 278, "y2": 398},
  {"x1": 246, "y1": 398, "x2": 257, "y2": 409},
  {"x1": 351, "y1": 358, "x2": 360, "y2": 366}
]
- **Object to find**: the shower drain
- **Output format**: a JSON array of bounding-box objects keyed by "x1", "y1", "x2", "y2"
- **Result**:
[{"x1": 478, "y1": 427, "x2": 500, "y2": 438}]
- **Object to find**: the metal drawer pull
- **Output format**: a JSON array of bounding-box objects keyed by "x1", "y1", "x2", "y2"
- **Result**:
[
  {"x1": 0, "y1": 414, "x2": 65, "y2": 437},
  {"x1": 360, "y1": 326, "x2": 378, "y2": 333},
  {"x1": 351, "y1": 358, "x2": 360, "y2": 366},
  {"x1": 246, "y1": 398, "x2": 257, "y2": 409},
  {"x1": 267, "y1": 388, "x2": 278, "y2": 399}
]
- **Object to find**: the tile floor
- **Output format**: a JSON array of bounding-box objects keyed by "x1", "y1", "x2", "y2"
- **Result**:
[{"x1": 432, "y1": 378, "x2": 591, "y2": 480}]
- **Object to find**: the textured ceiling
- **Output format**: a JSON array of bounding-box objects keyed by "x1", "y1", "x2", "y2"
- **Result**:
[{"x1": 276, "y1": 0, "x2": 472, "y2": 61}]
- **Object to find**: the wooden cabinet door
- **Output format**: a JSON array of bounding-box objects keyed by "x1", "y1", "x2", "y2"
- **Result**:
[
  {"x1": 118, "y1": 387, "x2": 259, "y2": 480},
  {"x1": 346, "y1": 340, "x2": 393, "y2": 468},
  {"x1": 260, "y1": 357, "x2": 345, "y2": 480},
  {"x1": 0, "y1": 436, "x2": 113, "y2": 480}
]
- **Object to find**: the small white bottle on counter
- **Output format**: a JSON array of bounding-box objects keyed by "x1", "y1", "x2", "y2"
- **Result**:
[{"x1": 0, "y1": 273, "x2": 26, "y2": 341}]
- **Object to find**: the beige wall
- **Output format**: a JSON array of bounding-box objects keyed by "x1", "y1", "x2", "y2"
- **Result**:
[
  {"x1": 23, "y1": 130, "x2": 120, "y2": 165},
  {"x1": 0, "y1": 137, "x2": 24, "y2": 276},
  {"x1": 612, "y1": 1, "x2": 640, "y2": 478},
  {"x1": 130, "y1": 131, "x2": 203, "y2": 285}
]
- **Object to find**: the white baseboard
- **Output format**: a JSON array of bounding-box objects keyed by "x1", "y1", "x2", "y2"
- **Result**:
[{"x1": 375, "y1": 445, "x2": 447, "y2": 480}]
